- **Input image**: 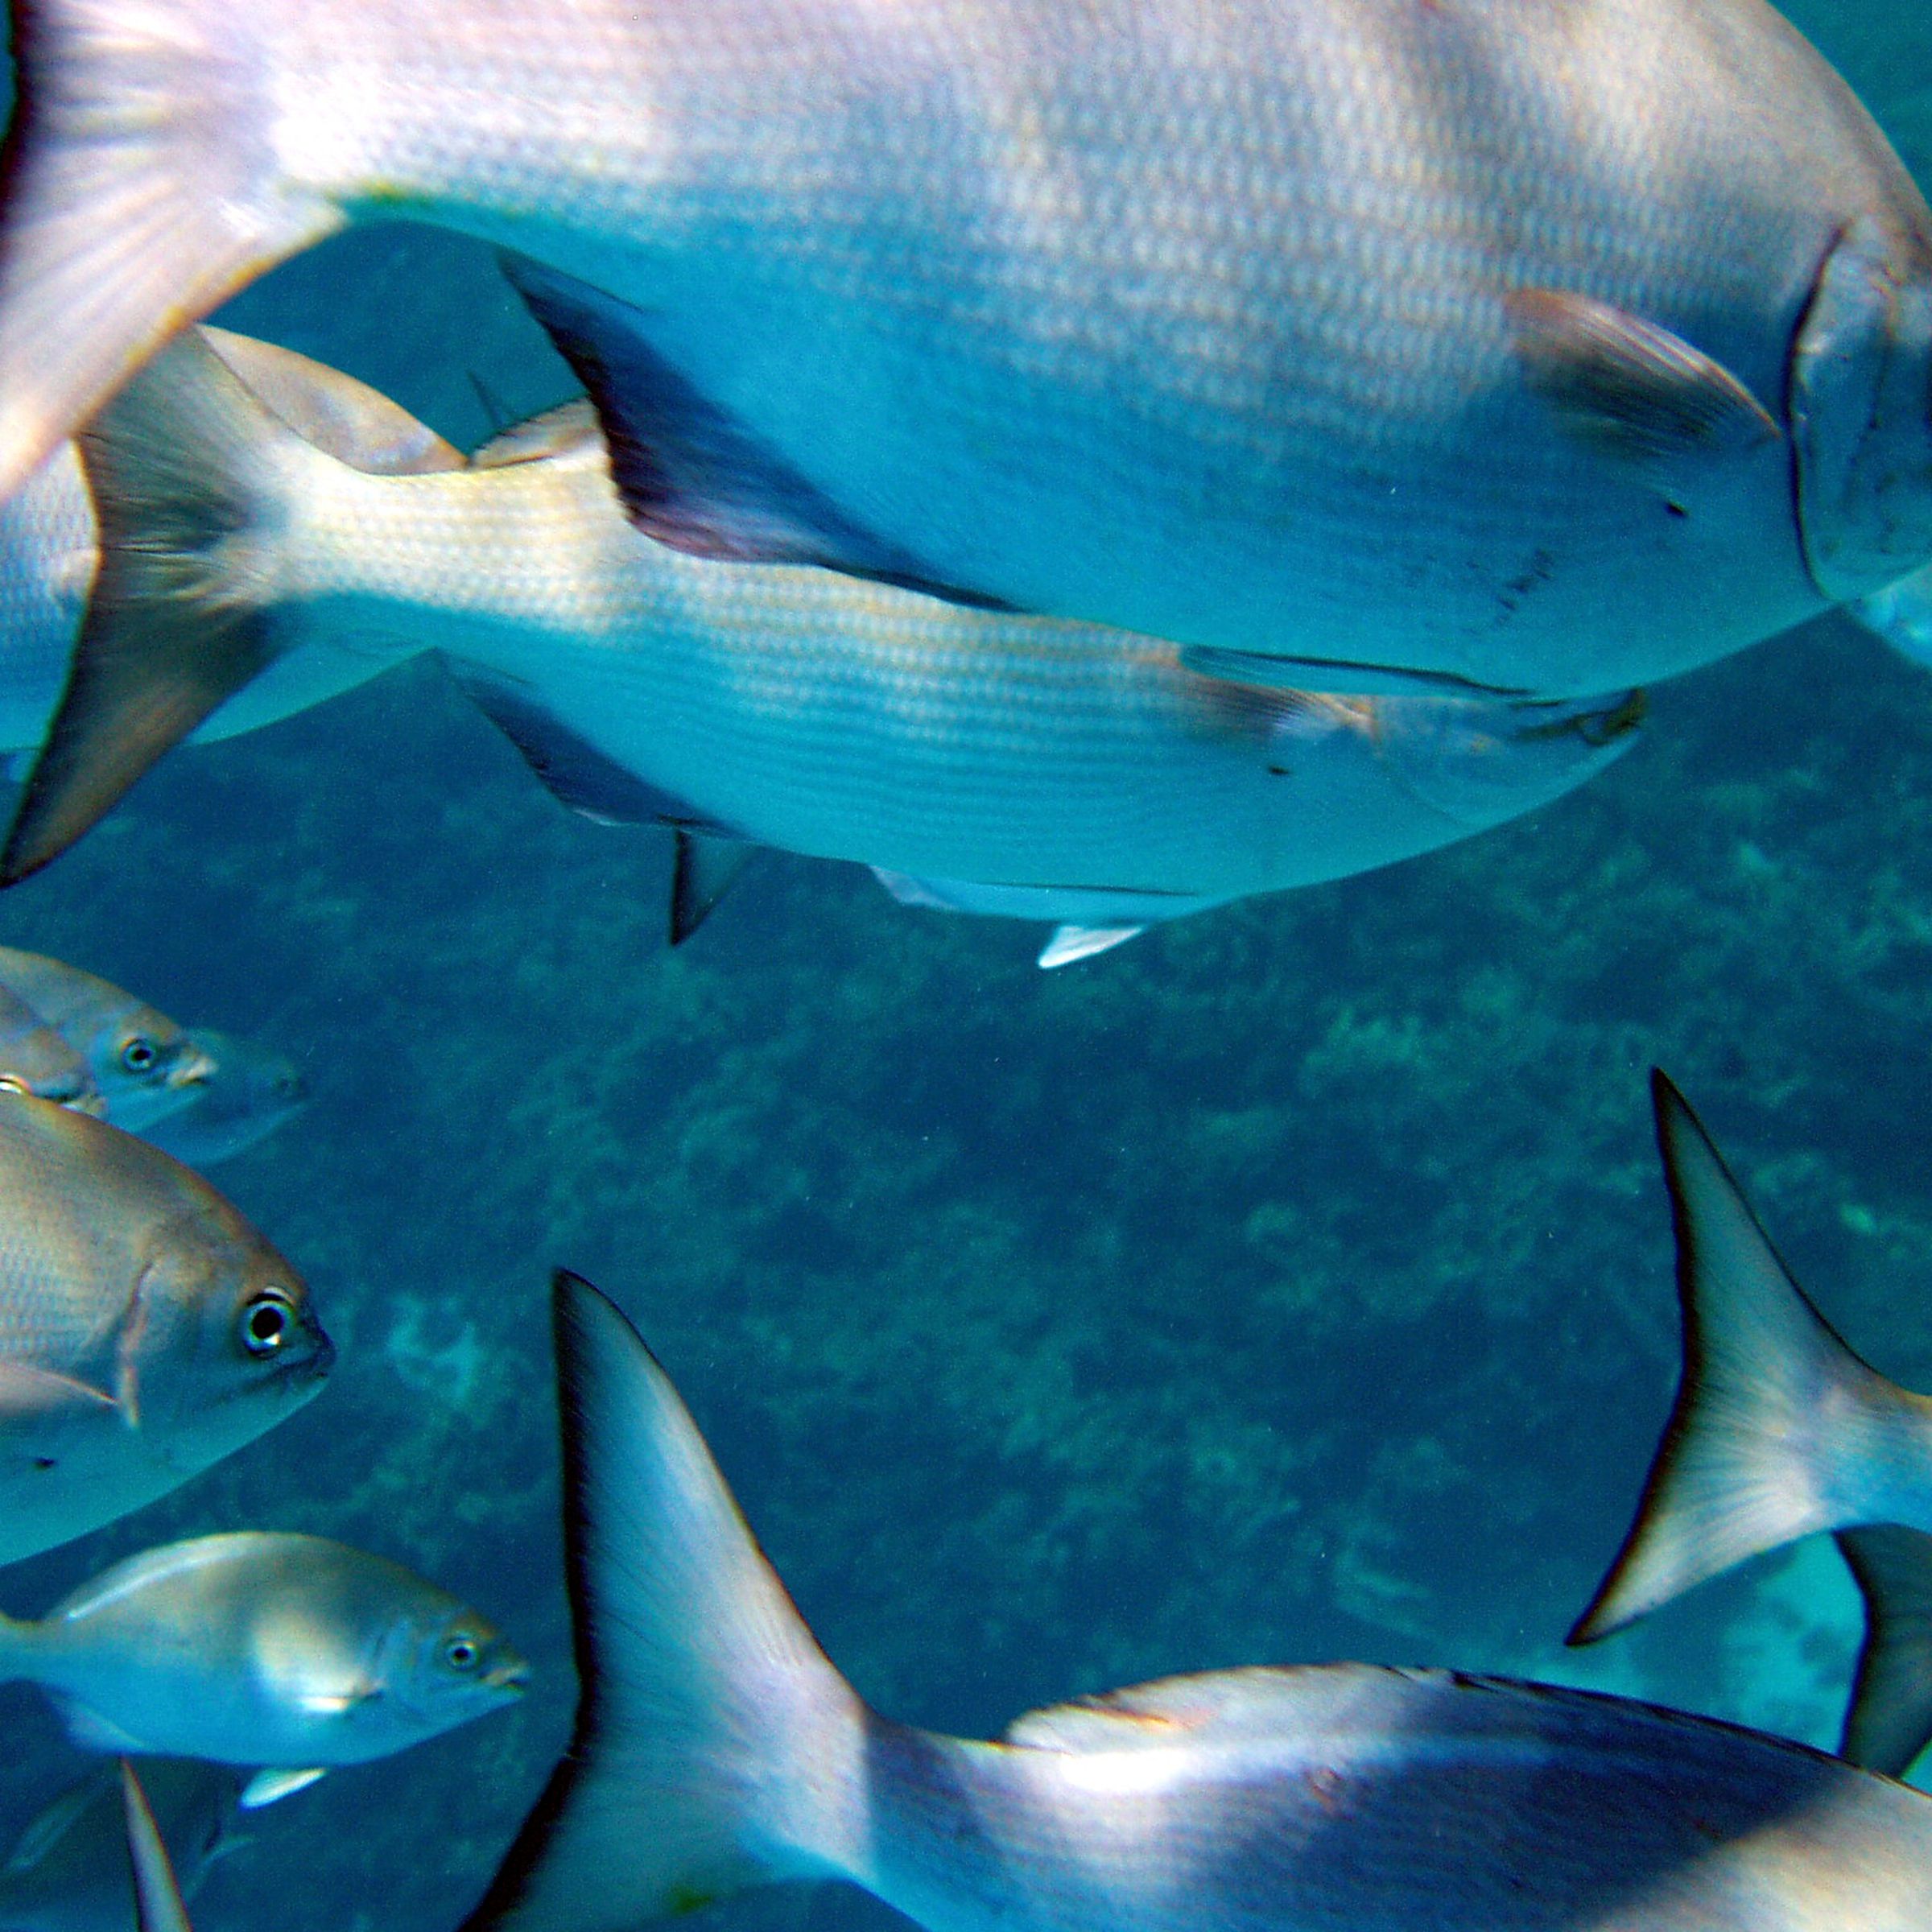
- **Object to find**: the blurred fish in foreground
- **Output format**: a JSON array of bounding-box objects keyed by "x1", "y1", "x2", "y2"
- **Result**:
[
  {"x1": 0, "y1": 1092, "x2": 331, "y2": 1567},
  {"x1": 0, "y1": 0, "x2": 1930, "y2": 701},
  {"x1": 0, "y1": 953, "x2": 208, "y2": 1134},
  {"x1": 0, "y1": 1533, "x2": 526, "y2": 1806},
  {"x1": 117, "y1": 1765, "x2": 193, "y2": 1932},
  {"x1": 0, "y1": 1760, "x2": 238, "y2": 1932},
  {"x1": 0, "y1": 988, "x2": 99, "y2": 1117},
  {"x1": 5, "y1": 324, "x2": 1640, "y2": 963},
  {"x1": 142, "y1": 1034, "x2": 308, "y2": 1171},
  {"x1": 1570, "y1": 1071, "x2": 1932, "y2": 1777},
  {"x1": 463, "y1": 1271, "x2": 1932, "y2": 1932}
]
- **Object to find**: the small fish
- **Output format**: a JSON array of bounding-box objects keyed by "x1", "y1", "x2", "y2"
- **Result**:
[
  {"x1": 1569, "y1": 1071, "x2": 1932, "y2": 1777},
  {"x1": 140, "y1": 1032, "x2": 308, "y2": 1170},
  {"x1": 2, "y1": 324, "x2": 1639, "y2": 954},
  {"x1": 0, "y1": 1759, "x2": 238, "y2": 1932},
  {"x1": 0, "y1": 1532, "x2": 526, "y2": 1799},
  {"x1": 460, "y1": 1270, "x2": 1932, "y2": 1932},
  {"x1": 0, "y1": 985, "x2": 101, "y2": 1116},
  {"x1": 0, "y1": 1089, "x2": 332, "y2": 1567},
  {"x1": 0, "y1": 0, "x2": 1930, "y2": 700},
  {"x1": 0, "y1": 952, "x2": 212, "y2": 1133}
]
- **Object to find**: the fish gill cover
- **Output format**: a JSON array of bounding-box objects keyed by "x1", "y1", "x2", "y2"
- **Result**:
[{"x1": 0, "y1": 0, "x2": 1926, "y2": 1927}]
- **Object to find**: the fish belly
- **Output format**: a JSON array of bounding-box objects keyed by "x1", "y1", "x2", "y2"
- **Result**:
[
  {"x1": 857, "y1": 1674, "x2": 1932, "y2": 1932},
  {"x1": 273, "y1": 0, "x2": 1903, "y2": 691}
]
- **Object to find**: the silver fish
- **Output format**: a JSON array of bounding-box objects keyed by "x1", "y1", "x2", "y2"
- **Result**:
[
  {"x1": 0, "y1": 986, "x2": 101, "y2": 1117},
  {"x1": 4, "y1": 324, "x2": 1640, "y2": 955},
  {"x1": 461, "y1": 1270, "x2": 1932, "y2": 1932},
  {"x1": 0, "y1": 0, "x2": 1928, "y2": 700},
  {"x1": 0, "y1": 1760, "x2": 238, "y2": 1932},
  {"x1": 0, "y1": 1533, "x2": 526, "y2": 1800},
  {"x1": 0, "y1": 1089, "x2": 332, "y2": 1567},
  {"x1": 0, "y1": 953, "x2": 213, "y2": 1134},
  {"x1": 1569, "y1": 1071, "x2": 1932, "y2": 1777},
  {"x1": 139, "y1": 1033, "x2": 308, "y2": 1170}
]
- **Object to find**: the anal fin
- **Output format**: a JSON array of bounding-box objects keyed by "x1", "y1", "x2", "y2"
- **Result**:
[
  {"x1": 1837, "y1": 1526, "x2": 1932, "y2": 1777},
  {"x1": 500, "y1": 255, "x2": 1010, "y2": 609}
]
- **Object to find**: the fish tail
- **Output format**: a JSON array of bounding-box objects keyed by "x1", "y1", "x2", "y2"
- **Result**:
[
  {"x1": 0, "y1": 0, "x2": 342, "y2": 501},
  {"x1": 1568, "y1": 1070, "x2": 1926, "y2": 1644},
  {"x1": 0, "y1": 327, "x2": 379, "y2": 884},
  {"x1": 1836, "y1": 1527, "x2": 1932, "y2": 1779},
  {"x1": 461, "y1": 1272, "x2": 868, "y2": 1932}
]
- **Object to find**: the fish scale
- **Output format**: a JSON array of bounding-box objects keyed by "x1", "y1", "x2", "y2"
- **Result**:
[{"x1": 1, "y1": 0, "x2": 1925, "y2": 691}]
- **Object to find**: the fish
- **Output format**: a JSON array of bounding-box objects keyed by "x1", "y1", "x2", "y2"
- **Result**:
[
  {"x1": 3, "y1": 322, "x2": 1641, "y2": 956},
  {"x1": 1568, "y1": 1071, "x2": 1932, "y2": 1777},
  {"x1": 0, "y1": 1760, "x2": 239, "y2": 1932},
  {"x1": 0, "y1": 1088, "x2": 332, "y2": 1567},
  {"x1": 0, "y1": 952, "x2": 213, "y2": 1134},
  {"x1": 460, "y1": 1268, "x2": 1932, "y2": 1932},
  {"x1": 0, "y1": 986, "x2": 101, "y2": 1116},
  {"x1": 140, "y1": 1032, "x2": 308, "y2": 1170},
  {"x1": 0, "y1": 0, "x2": 1930, "y2": 701},
  {"x1": 0, "y1": 1532, "x2": 527, "y2": 1804}
]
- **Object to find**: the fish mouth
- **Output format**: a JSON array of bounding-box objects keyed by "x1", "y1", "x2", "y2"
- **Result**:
[{"x1": 487, "y1": 1660, "x2": 531, "y2": 1694}]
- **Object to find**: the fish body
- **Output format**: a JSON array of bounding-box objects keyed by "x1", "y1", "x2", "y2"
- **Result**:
[
  {"x1": 2, "y1": 0, "x2": 1931, "y2": 696},
  {"x1": 462, "y1": 1271, "x2": 1932, "y2": 1932},
  {"x1": 0, "y1": 1091, "x2": 332, "y2": 1566},
  {"x1": 0, "y1": 987, "x2": 101, "y2": 1116},
  {"x1": 0, "y1": 447, "x2": 95, "y2": 753},
  {"x1": 0, "y1": 953, "x2": 212, "y2": 1133},
  {"x1": 141, "y1": 1032, "x2": 308, "y2": 1170},
  {"x1": 0, "y1": 1761, "x2": 237, "y2": 1932},
  {"x1": 0, "y1": 1533, "x2": 526, "y2": 1770},
  {"x1": 19, "y1": 330, "x2": 1641, "y2": 935}
]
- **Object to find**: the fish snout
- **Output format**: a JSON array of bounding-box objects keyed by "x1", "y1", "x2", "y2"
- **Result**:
[{"x1": 486, "y1": 1656, "x2": 531, "y2": 1695}]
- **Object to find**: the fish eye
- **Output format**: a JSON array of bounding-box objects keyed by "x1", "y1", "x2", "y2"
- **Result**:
[
  {"x1": 238, "y1": 1290, "x2": 295, "y2": 1357},
  {"x1": 120, "y1": 1036, "x2": 157, "y2": 1075},
  {"x1": 444, "y1": 1636, "x2": 480, "y2": 1671}
]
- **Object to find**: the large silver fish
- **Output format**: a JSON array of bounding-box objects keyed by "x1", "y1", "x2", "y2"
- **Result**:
[
  {"x1": 461, "y1": 1269, "x2": 1932, "y2": 1932},
  {"x1": 0, "y1": 0, "x2": 1929, "y2": 700},
  {"x1": 0, "y1": 1533, "x2": 527, "y2": 1803},
  {"x1": 0, "y1": 1760, "x2": 238, "y2": 1932},
  {"x1": 0, "y1": 1090, "x2": 332, "y2": 1567},
  {"x1": 140, "y1": 1033, "x2": 308, "y2": 1172},
  {"x1": 5, "y1": 322, "x2": 1641, "y2": 960},
  {"x1": 1569, "y1": 1071, "x2": 1932, "y2": 1780},
  {"x1": 0, "y1": 953, "x2": 212, "y2": 1135}
]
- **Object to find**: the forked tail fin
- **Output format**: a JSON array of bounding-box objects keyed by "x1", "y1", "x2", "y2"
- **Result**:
[
  {"x1": 1837, "y1": 1526, "x2": 1932, "y2": 1779},
  {"x1": 461, "y1": 1272, "x2": 865, "y2": 1932},
  {"x1": 0, "y1": 325, "x2": 435, "y2": 883},
  {"x1": 1569, "y1": 1070, "x2": 1932, "y2": 1644},
  {"x1": 0, "y1": 0, "x2": 342, "y2": 501},
  {"x1": 119, "y1": 1761, "x2": 193, "y2": 1932}
]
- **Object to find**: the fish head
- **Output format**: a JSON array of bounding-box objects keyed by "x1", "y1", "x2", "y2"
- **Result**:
[
  {"x1": 136, "y1": 1195, "x2": 333, "y2": 1460},
  {"x1": 142, "y1": 1030, "x2": 311, "y2": 1168},
  {"x1": 1792, "y1": 210, "x2": 1932, "y2": 601},
  {"x1": 84, "y1": 1002, "x2": 218, "y2": 1134},
  {"x1": 1360, "y1": 688, "x2": 1645, "y2": 832},
  {"x1": 380, "y1": 1597, "x2": 530, "y2": 1737}
]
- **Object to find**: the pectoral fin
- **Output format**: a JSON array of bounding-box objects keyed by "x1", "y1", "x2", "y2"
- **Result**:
[
  {"x1": 502, "y1": 256, "x2": 1010, "y2": 609},
  {"x1": 1037, "y1": 925, "x2": 1145, "y2": 968},
  {"x1": 1507, "y1": 289, "x2": 1781, "y2": 465},
  {"x1": 1837, "y1": 1526, "x2": 1932, "y2": 1777},
  {"x1": 238, "y1": 1768, "x2": 327, "y2": 1810},
  {"x1": 0, "y1": 1360, "x2": 117, "y2": 1425}
]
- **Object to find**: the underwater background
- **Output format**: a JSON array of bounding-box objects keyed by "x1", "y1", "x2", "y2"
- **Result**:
[{"x1": 6, "y1": 4, "x2": 1932, "y2": 1926}]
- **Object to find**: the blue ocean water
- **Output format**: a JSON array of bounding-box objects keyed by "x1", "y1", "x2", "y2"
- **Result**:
[{"x1": 0, "y1": 3, "x2": 1930, "y2": 1926}]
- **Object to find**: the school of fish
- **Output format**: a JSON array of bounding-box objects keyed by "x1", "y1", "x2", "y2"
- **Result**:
[{"x1": 0, "y1": 0, "x2": 1927, "y2": 1925}]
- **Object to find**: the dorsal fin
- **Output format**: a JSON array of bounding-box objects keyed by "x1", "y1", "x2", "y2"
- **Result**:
[
  {"x1": 199, "y1": 328, "x2": 463, "y2": 476},
  {"x1": 501, "y1": 254, "x2": 1010, "y2": 609},
  {"x1": 473, "y1": 401, "x2": 605, "y2": 470},
  {"x1": 120, "y1": 1761, "x2": 194, "y2": 1932}
]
